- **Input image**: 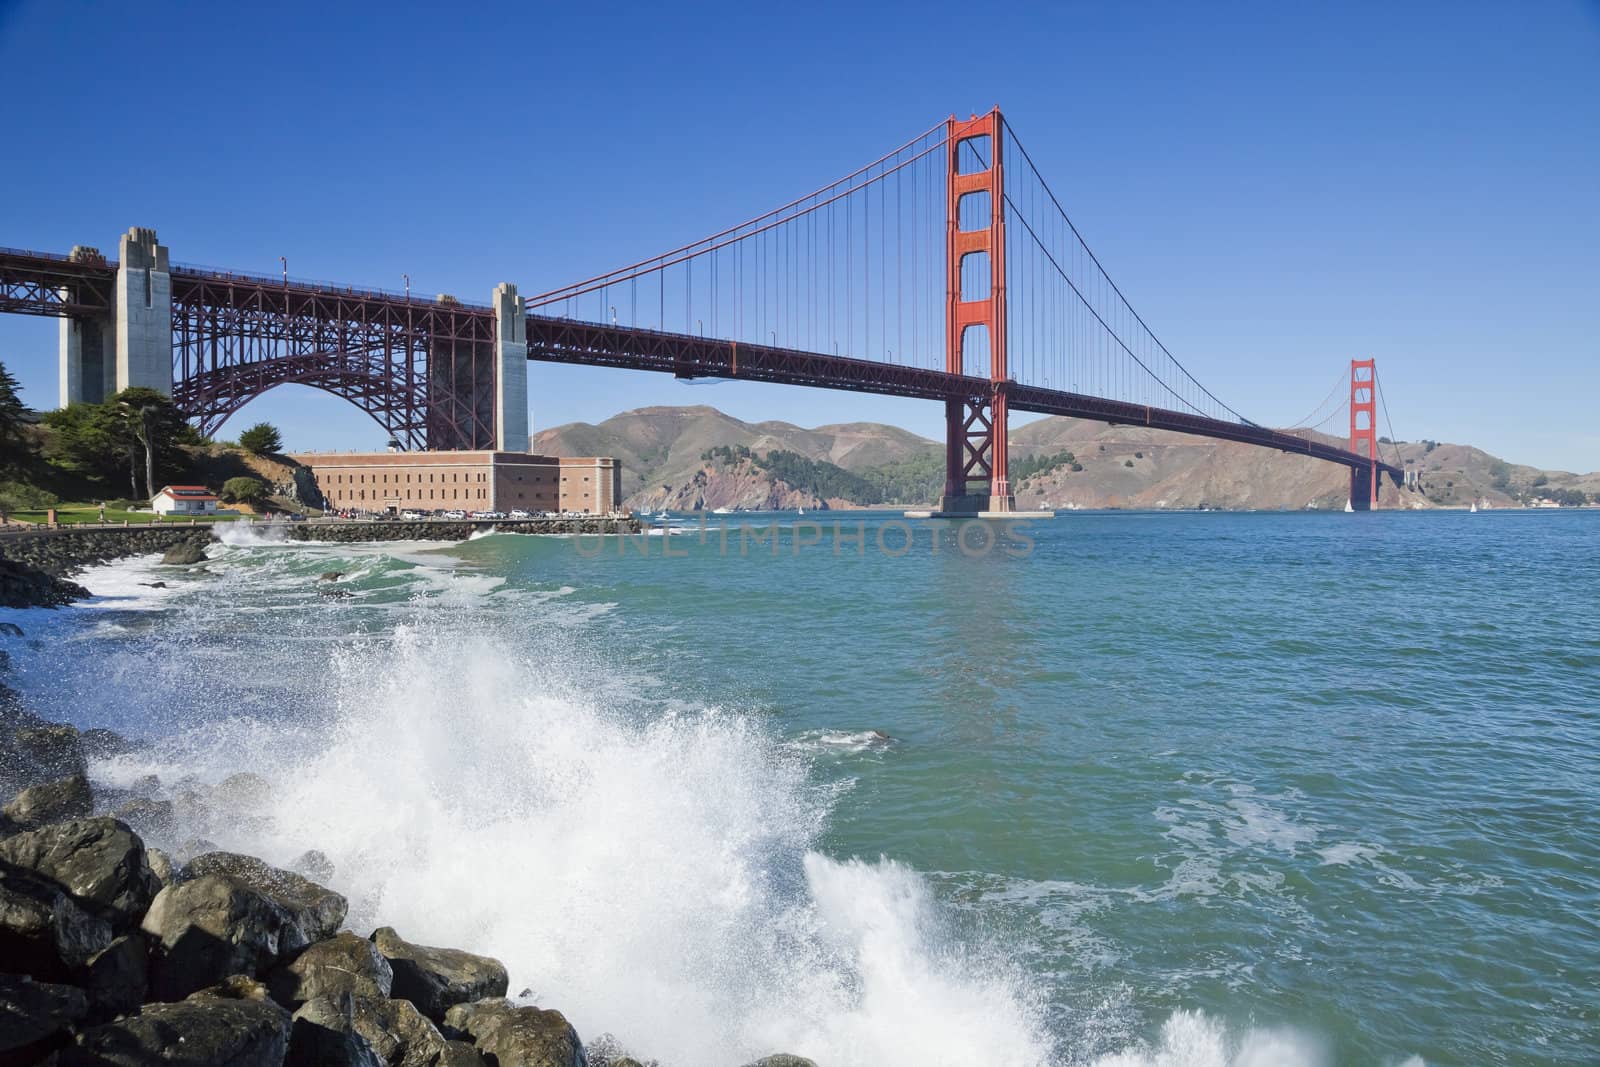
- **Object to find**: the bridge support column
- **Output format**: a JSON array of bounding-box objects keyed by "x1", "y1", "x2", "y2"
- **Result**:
[
  {"x1": 493, "y1": 283, "x2": 528, "y2": 452},
  {"x1": 113, "y1": 227, "x2": 172, "y2": 396},
  {"x1": 57, "y1": 246, "x2": 114, "y2": 407},
  {"x1": 934, "y1": 109, "x2": 1021, "y2": 517}
]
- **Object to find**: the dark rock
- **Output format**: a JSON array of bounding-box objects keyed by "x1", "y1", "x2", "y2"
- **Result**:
[
  {"x1": 319, "y1": 571, "x2": 344, "y2": 582},
  {"x1": 443, "y1": 998, "x2": 583, "y2": 1067},
  {"x1": 320, "y1": 587, "x2": 355, "y2": 599},
  {"x1": 3, "y1": 774, "x2": 93, "y2": 829},
  {"x1": 111, "y1": 797, "x2": 174, "y2": 839},
  {"x1": 82, "y1": 933, "x2": 147, "y2": 1021},
  {"x1": 140, "y1": 853, "x2": 346, "y2": 1000},
  {"x1": 371, "y1": 926, "x2": 509, "y2": 1024},
  {"x1": 53, "y1": 993, "x2": 291, "y2": 1066},
  {"x1": 0, "y1": 971, "x2": 87, "y2": 1063},
  {"x1": 159, "y1": 542, "x2": 208, "y2": 566},
  {"x1": 2, "y1": 725, "x2": 87, "y2": 791},
  {"x1": 139, "y1": 581, "x2": 166, "y2": 589},
  {"x1": 183, "y1": 852, "x2": 344, "y2": 940},
  {"x1": 742, "y1": 1057, "x2": 819, "y2": 1067},
  {"x1": 0, "y1": 861, "x2": 114, "y2": 980},
  {"x1": 295, "y1": 993, "x2": 462, "y2": 1067},
  {"x1": 0, "y1": 624, "x2": 23, "y2": 638},
  {"x1": 0, "y1": 558, "x2": 89, "y2": 610},
  {"x1": 0, "y1": 818, "x2": 159, "y2": 929},
  {"x1": 288, "y1": 995, "x2": 385, "y2": 1067},
  {"x1": 268, "y1": 930, "x2": 393, "y2": 1009},
  {"x1": 127, "y1": 775, "x2": 160, "y2": 798}
]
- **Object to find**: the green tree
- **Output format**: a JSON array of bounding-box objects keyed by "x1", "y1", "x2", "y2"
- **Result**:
[
  {"x1": 222, "y1": 476, "x2": 267, "y2": 504},
  {"x1": 0, "y1": 362, "x2": 30, "y2": 470},
  {"x1": 238, "y1": 422, "x2": 283, "y2": 454},
  {"x1": 42, "y1": 389, "x2": 193, "y2": 499}
]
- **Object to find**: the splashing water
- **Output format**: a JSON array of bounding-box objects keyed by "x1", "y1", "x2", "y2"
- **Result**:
[{"x1": 94, "y1": 618, "x2": 1055, "y2": 1066}]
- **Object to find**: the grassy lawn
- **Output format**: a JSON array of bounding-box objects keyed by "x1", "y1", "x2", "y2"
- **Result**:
[{"x1": 5, "y1": 504, "x2": 241, "y2": 526}]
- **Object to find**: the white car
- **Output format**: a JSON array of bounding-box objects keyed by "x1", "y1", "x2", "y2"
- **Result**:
[
  {"x1": 442, "y1": 510, "x2": 467, "y2": 520},
  {"x1": 400, "y1": 511, "x2": 426, "y2": 520},
  {"x1": 472, "y1": 510, "x2": 506, "y2": 520},
  {"x1": 508, "y1": 509, "x2": 531, "y2": 520}
]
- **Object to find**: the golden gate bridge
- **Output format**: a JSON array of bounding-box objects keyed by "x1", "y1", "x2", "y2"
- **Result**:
[{"x1": 0, "y1": 108, "x2": 1409, "y2": 511}]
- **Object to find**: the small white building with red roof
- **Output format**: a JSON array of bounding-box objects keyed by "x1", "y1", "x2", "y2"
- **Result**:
[{"x1": 151, "y1": 485, "x2": 219, "y2": 516}]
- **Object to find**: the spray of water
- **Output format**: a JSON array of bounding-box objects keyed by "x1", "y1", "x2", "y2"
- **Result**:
[{"x1": 95, "y1": 616, "x2": 1054, "y2": 1066}]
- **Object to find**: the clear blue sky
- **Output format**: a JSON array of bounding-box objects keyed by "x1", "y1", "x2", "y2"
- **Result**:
[{"x1": 2, "y1": 0, "x2": 1596, "y2": 470}]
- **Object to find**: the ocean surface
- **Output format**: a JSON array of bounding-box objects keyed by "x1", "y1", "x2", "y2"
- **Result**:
[{"x1": 3, "y1": 510, "x2": 1596, "y2": 1066}]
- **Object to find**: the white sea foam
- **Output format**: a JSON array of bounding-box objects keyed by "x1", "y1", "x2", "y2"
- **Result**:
[
  {"x1": 100, "y1": 620, "x2": 1055, "y2": 1067},
  {"x1": 1088, "y1": 1010, "x2": 1327, "y2": 1067}
]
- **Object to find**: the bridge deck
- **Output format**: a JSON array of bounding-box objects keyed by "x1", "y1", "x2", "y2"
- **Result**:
[{"x1": 0, "y1": 247, "x2": 1401, "y2": 480}]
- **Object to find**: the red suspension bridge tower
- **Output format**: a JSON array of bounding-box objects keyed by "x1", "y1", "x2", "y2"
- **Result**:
[
  {"x1": 940, "y1": 108, "x2": 1015, "y2": 515},
  {"x1": 1349, "y1": 358, "x2": 1380, "y2": 509}
]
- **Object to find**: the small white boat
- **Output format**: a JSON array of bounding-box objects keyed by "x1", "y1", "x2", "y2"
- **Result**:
[
  {"x1": 797, "y1": 507, "x2": 805, "y2": 516},
  {"x1": 1470, "y1": 501, "x2": 1478, "y2": 513},
  {"x1": 1344, "y1": 499, "x2": 1355, "y2": 513}
]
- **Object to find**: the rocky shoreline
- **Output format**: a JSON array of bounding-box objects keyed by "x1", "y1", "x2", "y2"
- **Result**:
[
  {"x1": 0, "y1": 630, "x2": 815, "y2": 1066},
  {"x1": 0, "y1": 529, "x2": 214, "y2": 610},
  {"x1": 0, "y1": 518, "x2": 643, "y2": 610}
]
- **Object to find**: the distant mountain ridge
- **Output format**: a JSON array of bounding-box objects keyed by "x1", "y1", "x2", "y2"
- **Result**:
[{"x1": 532, "y1": 405, "x2": 1600, "y2": 512}]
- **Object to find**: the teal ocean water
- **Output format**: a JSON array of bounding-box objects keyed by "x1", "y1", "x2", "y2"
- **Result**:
[{"x1": 5, "y1": 511, "x2": 1597, "y2": 1065}]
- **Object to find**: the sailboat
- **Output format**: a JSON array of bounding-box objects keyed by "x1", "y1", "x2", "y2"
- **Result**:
[
  {"x1": 1470, "y1": 500, "x2": 1478, "y2": 513},
  {"x1": 797, "y1": 506, "x2": 805, "y2": 516},
  {"x1": 1344, "y1": 499, "x2": 1355, "y2": 513}
]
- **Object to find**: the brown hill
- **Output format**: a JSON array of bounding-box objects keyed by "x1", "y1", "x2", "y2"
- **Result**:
[{"x1": 531, "y1": 406, "x2": 1596, "y2": 511}]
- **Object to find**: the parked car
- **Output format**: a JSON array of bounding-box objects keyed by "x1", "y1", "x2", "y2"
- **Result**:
[
  {"x1": 442, "y1": 510, "x2": 467, "y2": 520},
  {"x1": 288, "y1": 513, "x2": 307, "y2": 522},
  {"x1": 471, "y1": 510, "x2": 506, "y2": 520},
  {"x1": 401, "y1": 510, "x2": 425, "y2": 520},
  {"x1": 508, "y1": 509, "x2": 531, "y2": 520}
]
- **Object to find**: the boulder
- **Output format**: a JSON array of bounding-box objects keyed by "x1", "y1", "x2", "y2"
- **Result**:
[
  {"x1": 294, "y1": 993, "x2": 471, "y2": 1067},
  {"x1": 146, "y1": 848, "x2": 176, "y2": 888},
  {"x1": 0, "y1": 818, "x2": 159, "y2": 929},
  {"x1": 0, "y1": 623, "x2": 23, "y2": 638},
  {"x1": 211, "y1": 772, "x2": 271, "y2": 809},
  {"x1": 140, "y1": 853, "x2": 346, "y2": 1000},
  {"x1": 3, "y1": 774, "x2": 94, "y2": 830},
  {"x1": 1, "y1": 724, "x2": 87, "y2": 792},
  {"x1": 82, "y1": 934, "x2": 148, "y2": 1021},
  {"x1": 268, "y1": 930, "x2": 393, "y2": 1008},
  {"x1": 742, "y1": 1057, "x2": 819, "y2": 1067},
  {"x1": 0, "y1": 972, "x2": 87, "y2": 1063},
  {"x1": 183, "y1": 852, "x2": 345, "y2": 939},
  {"x1": 160, "y1": 542, "x2": 208, "y2": 566},
  {"x1": 288, "y1": 996, "x2": 386, "y2": 1067},
  {"x1": 288, "y1": 848, "x2": 335, "y2": 884},
  {"x1": 443, "y1": 998, "x2": 583, "y2": 1067},
  {"x1": 319, "y1": 571, "x2": 344, "y2": 582},
  {"x1": 0, "y1": 862, "x2": 114, "y2": 980},
  {"x1": 372, "y1": 927, "x2": 508, "y2": 1024},
  {"x1": 52, "y1": 993, "x2": 291, "y2": 1066}
]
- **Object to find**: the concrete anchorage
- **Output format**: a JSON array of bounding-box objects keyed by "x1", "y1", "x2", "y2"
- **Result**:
[
  {"x1": 493, "y1": 282, "x2": 528, "y2": 452},
  {"x1": 58, "y1": 228, "x2": 172, "y2": 406}
]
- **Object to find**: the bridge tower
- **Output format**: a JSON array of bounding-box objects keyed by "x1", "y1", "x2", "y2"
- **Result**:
[
  {"x1": 59, "y1": 228, "x2": 172, "y2": 406},
  {"x1": 1349, "y1": 358, "x2": 1379, "y2": 510},
  {"x1": 939, "y1": 108, "x2": 1013, "y2": 515}
]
